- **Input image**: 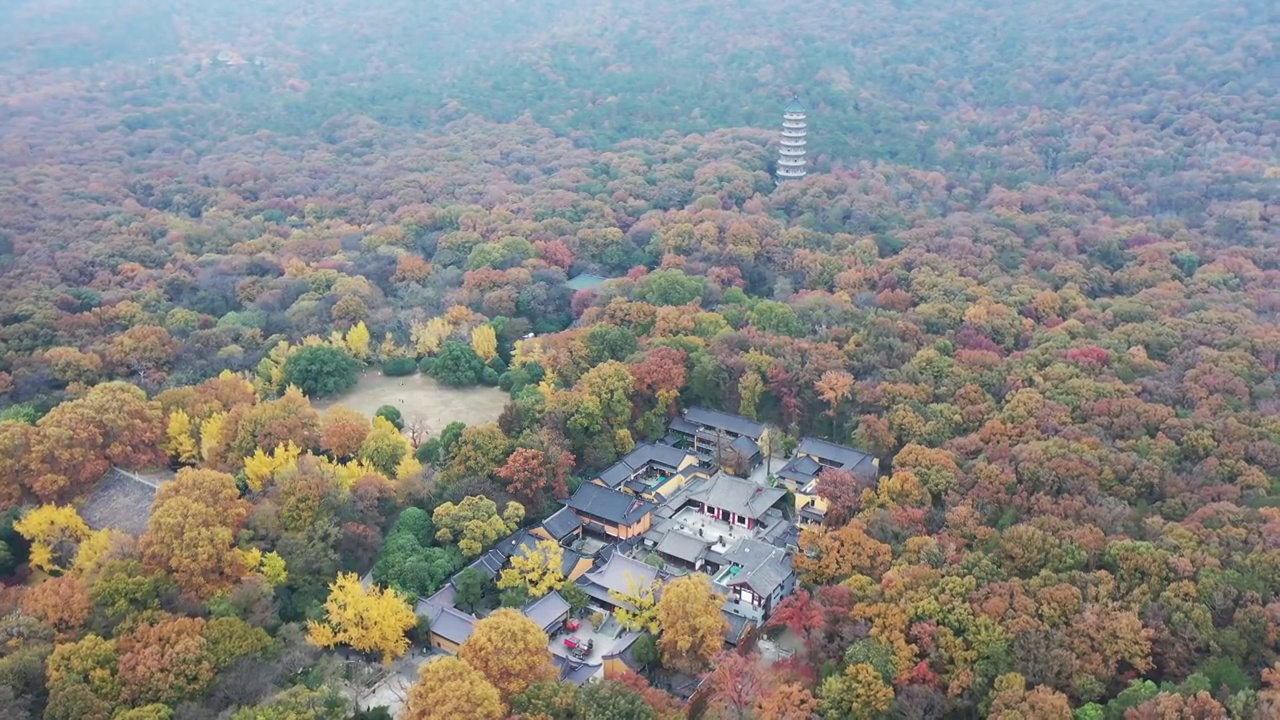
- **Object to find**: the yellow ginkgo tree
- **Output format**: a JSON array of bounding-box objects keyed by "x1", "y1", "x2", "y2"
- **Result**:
[
  {"x1": 14, "y1": 504, "x2": 91, "y2": 573},
  {"x1": 164, "y1": 409, "x2": 200, "y2": 465},
  {"x1": 470, "y1": 324, "x2": 498, "y2": 363},
  {"x1": 610, "y1": 573, "x2": 662, "y2": 634},
  {"x1": 345, "y1": 321, "x2": 372, "y2": 361},
  {"x1": 307, "y1": 572, "x2": 417, "y2": 663},
  {"x1": 242, "y1": 441, "x2": 302, "y2": 492},
  {"x1": 497, "y1": 539, "x2": 565, "y2": 598},
  {"x1": 243, "y1": 548, "x2": 289, "y2": 586}
]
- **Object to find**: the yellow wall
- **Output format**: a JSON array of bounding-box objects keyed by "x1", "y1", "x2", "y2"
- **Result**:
[
  {"x1": 566, "y1": 555, "x2": 594, "y2": 582},
  {"x1": 795, "y1": 487, "x2": 830, "y2": 516},
  {"x1": 643, "y1": 469, "x2": 699, "y2": 503},
  {"x1": 430, "y1": 634, "x2": 462, "y2": 655},
  {"x1": 603, "y1": 655, "x2": 631, "y2": 680},
  {"x1": 604, "y1": 512, "x2": 652, "y2": 540}
]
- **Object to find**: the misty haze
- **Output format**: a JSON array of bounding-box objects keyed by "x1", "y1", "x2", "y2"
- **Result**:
[{"x1": 0, "y1": 1, "x2": 1276, "y2": 719}]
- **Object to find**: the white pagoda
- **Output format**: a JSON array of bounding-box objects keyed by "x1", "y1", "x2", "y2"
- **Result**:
[{"x1": 776, "y1": 96, "x2": 808, "y2": 182}]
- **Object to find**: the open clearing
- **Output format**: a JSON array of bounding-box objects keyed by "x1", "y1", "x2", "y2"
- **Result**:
[{"x1": 315, "y1": 372, "x2": 508, "y2": 431}]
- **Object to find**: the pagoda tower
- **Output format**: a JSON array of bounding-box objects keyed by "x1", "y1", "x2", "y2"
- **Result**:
[{"x1": 776, "y1": 96, "x2": 808, "y2": 182}]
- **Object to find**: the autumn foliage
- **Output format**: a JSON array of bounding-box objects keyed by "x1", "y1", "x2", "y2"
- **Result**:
[
  {"x1": 459, "y1": 609, "x2": 557, "y2": 701},
  {"x1": 0, "y1": 1, "x2": 1278, "y2": 717},
  {"x1": 140, "y1": 468, "x2": 250, "y2": 598}
]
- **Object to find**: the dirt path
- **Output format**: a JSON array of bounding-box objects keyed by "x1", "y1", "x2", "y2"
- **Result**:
[{"x1": 314, "y1": 372, "x2": 508, "y2": 433}]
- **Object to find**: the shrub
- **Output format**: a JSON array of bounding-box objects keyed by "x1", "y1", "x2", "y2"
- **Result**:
[
  {"x1": 375, "y1": 405, "x2": 404, "y2": 430},
  {"x1": 381, "y1": 357, "x2": 417, "y2": 377}
]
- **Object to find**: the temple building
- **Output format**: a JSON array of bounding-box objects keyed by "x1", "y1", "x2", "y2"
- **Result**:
[{"x1": 776, "y1": 96, "x2": 808, "y2": 182}]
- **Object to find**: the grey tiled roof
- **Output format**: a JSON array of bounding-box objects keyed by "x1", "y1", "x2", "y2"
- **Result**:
[
  {"x1": 680, "y1": 407, "x2": 765, "y2": 440},
  {"x1": 559, "y1": 547, "x2": 584, "y2": 576},
  {"x1": 495, "y1": 530, "x2": 539, "y2": 559},
  {"x1": 667, "y1": 416, "x2": 700, "y2": 436},
  {"x1": 688, "y1": 473, "x2": 787, "y2": 521},
  {"x1": 463, "y1": 550, "x2": 507, "y2": 582},
  {"x1": 541, "y1": 507, "x2": 583, "y2": 541},
  {"x1": 428, "y1": 605, "x2": 476, "y2": 645},
  {"x1": 655, "y1": 530, "x2": 712, "y2": 564},
  {"x1": 721, "y1": 538, "x2": 793, "y2": 597},
  {"x1": 553, "y1": 654, "x2": 602, "y2": 685},
  {"x1": 598, "y1": 443, "x2": 692, "y2": 488},
  {"x1": 730, "y1": 435, "x2": 761, "y2": 457},
  {"x1": 416, "y1": 584, "x2": 456, "y2": 617},
  {"x1": 565, "y1": 482, "x2": 655, "y2": 526},
  {"x1": 522, "y1": 590, "x2": 570, "y2": 632},
  {"x1": 796, "y1": 437, "x2": 877, "y2": 477},
  {"x1": 576, "y1": 553, "x2": 661, "y2": 610},
  {"x1": 723, "y1": 610, "x2": 753, "y2": 645},
  {"x1": 778, "y1": 454, "x2": 823, "y2": 483}
]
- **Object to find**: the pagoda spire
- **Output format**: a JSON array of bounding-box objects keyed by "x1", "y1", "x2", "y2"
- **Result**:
[{"x1": 776, "y1": 96, "x2": 808, "y2": 183}]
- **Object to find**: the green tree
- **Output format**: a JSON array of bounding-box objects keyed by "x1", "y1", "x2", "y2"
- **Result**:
[
  {"x1": 421, "y1": 341, "x2": 486, "y2": 387},
  {"x1": 433, "y1": 496, "x2": 522, "y2": 557},
  {"x1": 230, "y1": 685, "x2": 351, "y2": 720},
  {"x1": 281, "y1": 346, "x2": 359, "y2": 398},
  {"x1": 390, "y1": 507, "x2": 435, "y2": 546},
  {"x1": 633, "y1": 270, "x2": 705, "y2": 306},
  {"x1": 375, "y1": 405, "x2": 404, "y2": 430},
  {"x1": 584, "y1": 325, "x2": 639, "y2": 364},
  {"x1": 559, "y1": 582, "x2": 589, "y2": 617},
  {"x1": 381, "y1": 357, "x2": 418, "y2": 377},
  {"x1": 511, "y1": 681, "x2": 580, "y2": 718},
  {"x1": 748, "y1": 300, "x2": 802, "y2": 337},
  {"x1": 454, "y1": 567, "x2": 488, "y2": 613},
  {"x1": 373, "y1": 533, "x2": 462, "y2": 597},
  {"x1": 576, "y1": 680, "x2": 658, "y2": 720},
  {"x1": 631, "y1": 633, "x2": 660, "y2": 671}
]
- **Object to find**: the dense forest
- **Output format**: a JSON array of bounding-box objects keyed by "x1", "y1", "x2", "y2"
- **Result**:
[{"x1": 0, "y1": 0, "x2": 1277, "y2": 718}]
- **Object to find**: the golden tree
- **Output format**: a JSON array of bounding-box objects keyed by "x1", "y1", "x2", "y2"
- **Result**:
[
  {"x1": 654, "y1": 574, "x2": 727, "y2": 673},
  {"x1": 610, "y1": 574, "x2": 661, "y2": 633},
  {"x1": 433, "y1": 495, "x2": 521, "y2": 557},
  {"x1": 46, "y1": 633, "x2": 121, "y2": 703},
  {"x1": 756, "y1": 682, "x2": 821, "y2": 720},
  {"x1": 319, "y1": 405, "x2": 371, "y2": 458},
  {"x1": 986, "y1": 673, "x2": 1073, "y2": 720},
  {"x1": 345, "y1": 321, "x2": 372, "y2": 361},
  {"x1": 411, "y1": 317, "x2": 453, "y2": 357},
  {"x1": 358, "y1": 416, "x2": 413, "y2": 477},
  {"x1": 497, "y1": 539, "x2": 565, "y2": 598},
  {"x1": 818, "y1": 663, "x2": 894, "y2": 720},
  {"x1": 163, "y1": 409, "x2": 200, "y2": 465},
  {"x1": 140, "y1": 468, "x2": 250, "y2": 598},
  {"x1": 470, "y1": 324, "x2": 499, "y2": 363},
  {"x1": 14, "y1": 504, "x2": 91, "y2": 573},
  {"x1": 403, "y1": 657, "x2": 504, "y2": 720},
  {"x1": 0, "y1": 420, "x2": 33, "y2": 509},
  {"x1": 815, "y1": 369, "x2": 856, "y2": 434},
  {"x1": 242, "y1": 441, "x2": 302, "y2": 492},
  {"x1": 794, "y1": 520, "x2": 892, "y2": 584},
  {"x1": 70, "y1": 528, "x2": 128, "y2": 578},
  {"x1": 307, "y1": 572, "x2": 417, "y2": 663},
  {"x1": 243, "y1": 548, "x2": 289, "y2": 587},
  {"x1": 458, "y1": 609, "x2": 557, "y2": 701}
]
